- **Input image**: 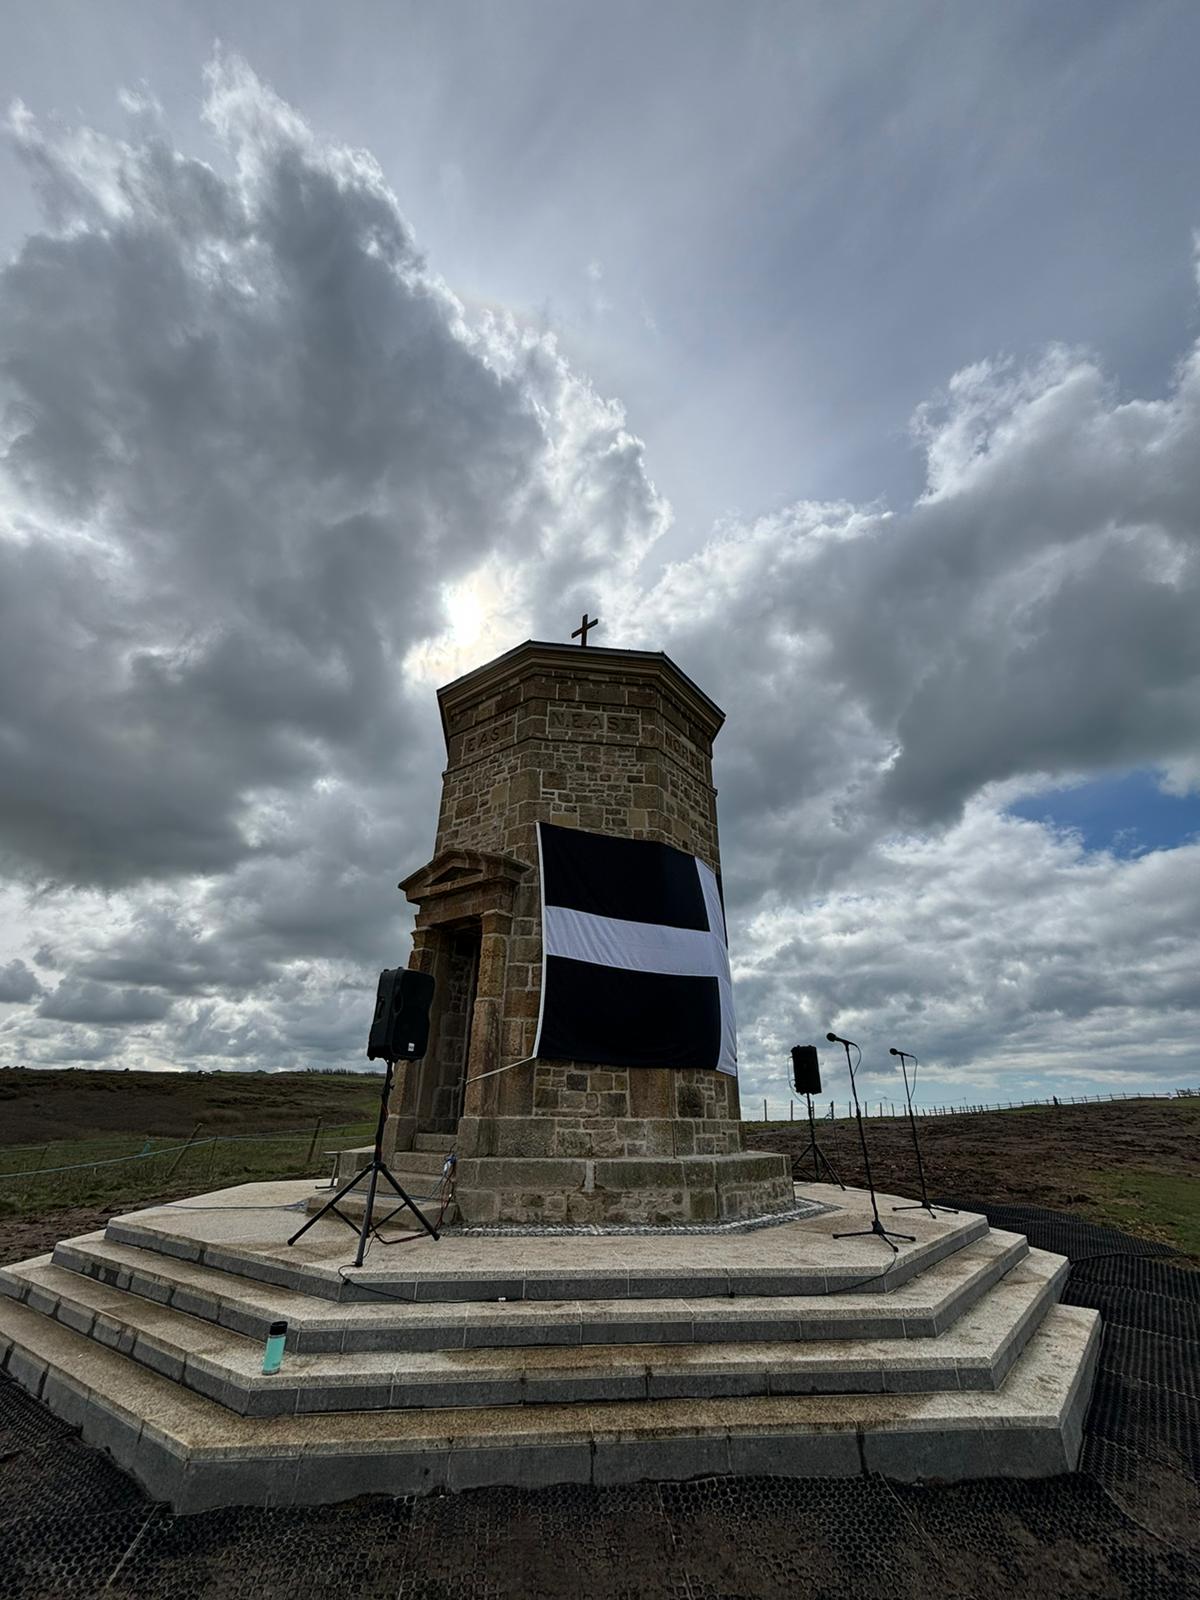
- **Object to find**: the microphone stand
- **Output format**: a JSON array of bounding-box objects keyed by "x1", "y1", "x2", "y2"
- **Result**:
[
  {"x1": 829, "y1": 1037, "x2": 914, "y2": 1252},
  {"x1": 890, "y1": 1049, "x2": 957, "y2": 1217}
]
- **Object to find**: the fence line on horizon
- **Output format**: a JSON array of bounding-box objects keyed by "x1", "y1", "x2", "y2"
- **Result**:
[
  {"x1": 0, "y1": 1126, "x2": 374, "y2": 1190},
  {"x1": 2, "y1": 1088, "x2": 1195, "y2": 1194},
  {"x1": 756, "y1": 1086, "x2": 1199, "y2": 1123}
]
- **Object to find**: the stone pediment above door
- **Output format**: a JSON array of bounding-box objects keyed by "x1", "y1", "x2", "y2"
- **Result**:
[{"x1": 399, "y1": 848, "x2": 530, "y2": 925}]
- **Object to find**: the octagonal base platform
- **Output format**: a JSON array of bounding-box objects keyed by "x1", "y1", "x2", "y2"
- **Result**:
[{"x1": 0, "y1": 1179, "x2": 1099, "y2": 1512}]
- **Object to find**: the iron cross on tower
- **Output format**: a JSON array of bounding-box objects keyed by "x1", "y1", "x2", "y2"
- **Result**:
[{"x1": 571, "y1": 612, "x2": 600, "y2": 646}]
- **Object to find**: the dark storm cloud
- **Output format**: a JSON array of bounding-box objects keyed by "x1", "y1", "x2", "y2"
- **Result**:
[
  {"x1": 37, "y1": 977, "x2": 172, "y2": 1023},
  {"x1": 0, "y1": 56, "x2": 668, "y2": 1074},
  {"x1": 0, "y1": 958, "x2": 40, "y2": 1002},
  {"x1": 0, "y1": 56, "x2": 663, "y2": 891},
  {"x1": 75, "y1": 903, "x2": 278, "y2": 995},
  {"x1": 641, "y1": 344, "x2": 1200, "y2": 868}
]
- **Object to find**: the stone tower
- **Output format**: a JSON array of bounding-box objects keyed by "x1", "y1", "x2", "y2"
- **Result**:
[{"x1": 388, "y1": 639, "x2": 791, "y2": 1224}]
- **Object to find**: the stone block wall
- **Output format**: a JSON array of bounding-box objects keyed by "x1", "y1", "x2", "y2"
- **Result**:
[
  {"x1": 435, "y1": 667, "x2": 721, "y2": 871},
  {"x1": 453, "y1": 1151, "x2": 794, "y2": 1227}
]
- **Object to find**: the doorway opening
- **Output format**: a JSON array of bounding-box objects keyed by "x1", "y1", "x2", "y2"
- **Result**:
[{"x1": 418, "y1": 922, "x2": 480, "y2": 1136}]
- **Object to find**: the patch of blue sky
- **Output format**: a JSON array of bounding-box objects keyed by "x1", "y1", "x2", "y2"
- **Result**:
[{"x1": 1008, "y1": 769, "x2": 1200, "y2": 857}]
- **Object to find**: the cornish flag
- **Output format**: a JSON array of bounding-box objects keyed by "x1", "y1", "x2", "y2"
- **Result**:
[{"x1": 533, "y1": 822, "x2": 737, "y2": 1076}]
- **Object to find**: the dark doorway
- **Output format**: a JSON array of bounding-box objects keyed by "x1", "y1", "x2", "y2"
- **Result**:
[{"x1": 420, "y1": 923, "x2": 480, "y2": 1135}]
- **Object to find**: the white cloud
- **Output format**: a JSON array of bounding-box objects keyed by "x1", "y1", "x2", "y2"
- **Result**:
[
  {"x1": 735, "y1": 806, "x2": 1200, "y2": 1101},
  {"x1": 0, "y1": 54, "x2": 667, "y2": 894}
]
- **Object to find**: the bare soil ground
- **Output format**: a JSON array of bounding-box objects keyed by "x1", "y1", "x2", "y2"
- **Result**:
[
  {"x1": 0, "y1": 1201, "x2": 172, "y2": 1266},
  {"x1": 744, "y1": 1094, "x2": 1200, "y2": 1261}
]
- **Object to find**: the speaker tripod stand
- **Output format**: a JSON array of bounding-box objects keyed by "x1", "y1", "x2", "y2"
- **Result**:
[
  {"x1": 796, "y1": 1093, "x2": 844, "y2": 1187},
  {"x1": 827, "y1": 1035, "x2": 914, "y2": 1253},
  {"x1": 287, "y1": 1057, "x2": 440, "y2": 1268}
]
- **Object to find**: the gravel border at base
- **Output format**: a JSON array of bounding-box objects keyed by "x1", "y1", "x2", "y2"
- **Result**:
[{"x1": 448, "y1": 1197, "x2": 837, "y2": 1238}]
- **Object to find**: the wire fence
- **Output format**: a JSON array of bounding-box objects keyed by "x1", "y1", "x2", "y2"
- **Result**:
[
  {"x1": 0, "y1": 1118, "x2": 375, "y2": 1215},
  {"x1": 3, "y1": 1086, "x2": 1196, "y2": 1211},
  {"x1": 753, "y1": 1086, "x2": 1200, "y2": 1123}
]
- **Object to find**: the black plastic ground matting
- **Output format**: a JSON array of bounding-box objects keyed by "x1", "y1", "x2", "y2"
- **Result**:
[
  {"x1": 2, "y1": 1204, "x2": 1198, "y2": 1598},
  {"x1": 936, "y1": 1198, "x2": 1183, "y2": 1261},
  {"x1": 1070, "y1": 1253, "x2": 1200, "y2": 1298},
  {"x1": 891, "y1": 1473, "x2": 1199, "y2": 1600},
  {"x1": 1067, "y1": 1277, "x2": 1200, "y2": 1341}
]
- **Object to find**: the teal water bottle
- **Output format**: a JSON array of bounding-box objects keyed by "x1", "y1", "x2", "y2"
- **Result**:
[{"x1": 262, "y1": 1319, "x2": 287, "y2": 1375}]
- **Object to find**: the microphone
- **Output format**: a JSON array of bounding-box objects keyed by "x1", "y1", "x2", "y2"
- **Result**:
[
  {"x1": 889, "y1": 1047, "x2": 916, "y2": 1061},
  {"x1": 826, "y1": 1031, "x2": 858, "y2": 1048}
]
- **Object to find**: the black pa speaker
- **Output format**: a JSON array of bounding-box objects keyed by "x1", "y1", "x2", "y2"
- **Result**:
[
  {"x1": 367, "y1": 968, "x2": 436, "y2": 1062},
  {"x1": 790, "y1": 1044, "x2": 822, "y2": 1095}
]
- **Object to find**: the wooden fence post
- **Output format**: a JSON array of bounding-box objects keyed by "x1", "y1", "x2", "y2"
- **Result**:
[
  {"x1": 306, "y1": 1117, "x2": 323, "y2": 1166},
  {"x1": 167, "y1": 1123, "x2": 203, "y2": 1180}
]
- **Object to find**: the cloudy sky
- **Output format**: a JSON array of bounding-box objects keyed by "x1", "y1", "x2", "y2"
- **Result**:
[{"x1": 1, "y1": 1, "x2": 1198, "y2": 1109}]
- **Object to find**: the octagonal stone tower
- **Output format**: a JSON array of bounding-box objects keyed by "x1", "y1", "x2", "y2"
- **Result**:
[{"x1": 387, "y1": 639, "x2": 791, "y2": 1225}]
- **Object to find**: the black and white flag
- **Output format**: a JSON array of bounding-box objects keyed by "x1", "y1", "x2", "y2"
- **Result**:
[{"x1": 533, "y1": 822, "x2": 737, "y2": 1076}]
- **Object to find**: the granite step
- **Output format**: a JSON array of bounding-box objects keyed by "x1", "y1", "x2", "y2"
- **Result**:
[
  {"x1": 0, "y1": 1292, "x2": 1102, "y2": 1512},
  {"x1": 98, "y1": 1184, "x2": 991, "y2": 1303},
  {"x1": 413, "y1": 1134, "x2": 457, "y2": 1154},
  {"x1": 38, "y1": 1228, "x2": 1028, "y2": 1353},
  {"x1": 395, "y1": 1149, "x2": 458, "y2": 1174},
  {"x1": 330, "y1": 1149, "x2": 454, "y2": 1185},
  {"x1": 0, "y1": 1249, "x2": 1066, "y2": 1416},
  {"x1": 308, "y1": 1172, "x2": 460, "y2": 1228}
]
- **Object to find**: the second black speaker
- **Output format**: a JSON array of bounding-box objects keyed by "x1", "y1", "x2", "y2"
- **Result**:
[{"x1": 790, "y1": 1044, "x2": 822, "y2": 1095}]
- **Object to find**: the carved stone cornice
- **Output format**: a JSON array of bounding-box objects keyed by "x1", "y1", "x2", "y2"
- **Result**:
[
  {"x1": 399, "y1": 848, "x2": 530, "y2": 926},
  {"x1": 436, "y1": 639, "x2": 725, "y2": 750}
]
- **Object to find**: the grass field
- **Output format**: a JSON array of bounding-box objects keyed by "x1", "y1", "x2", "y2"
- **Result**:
[
  {"x1": 0, "y1": 1067, "x2": 382, "y2": 1258},
  {"x1": 0, "y1": 1119, "x2": 377, "y2": 1214},
  {"x1": 0, "y1": 1065, "x2": 383, "y2": 1144}
]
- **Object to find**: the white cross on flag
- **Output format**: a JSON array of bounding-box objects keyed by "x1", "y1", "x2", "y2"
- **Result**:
[{"x1": 533, "y1": 821, "x2": 737, "y2": 1076}]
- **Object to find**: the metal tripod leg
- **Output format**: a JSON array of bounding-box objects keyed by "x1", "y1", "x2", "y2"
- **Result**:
[
  {"x1": 287, "y1": 1158, "x2": 440, "y2": 1264},
  {"x1": 805, "y1": 1142, "x2": 844, "y2": 1185},
  {"x1": 890, "y1": 1060, "x2": 957, "y2": 1216},
  {"x1": 797, "y1": 1134, "x2": 845, "y2": 1187},
  {"x1": 797, "y1": 1094, "x2": 846, "y2": 1188},
  {"x1": 833, "y1": 1218, "x2": 916, "y2": 1252},
  {"x1": 287, "y1": 1056, "x2": 440, "y2": 1265},
  {"x1": 287, "y1": 1160, "x2": 376, "y2": 1248}
]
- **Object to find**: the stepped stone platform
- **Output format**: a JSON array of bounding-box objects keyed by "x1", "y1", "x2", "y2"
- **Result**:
[
  {"x1": 325, "y1": 1134, "x2": 794, "y2": 1229},
  {"x1": 0, "y1": 1179, "x2": 1100, "y2": 1513}
]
